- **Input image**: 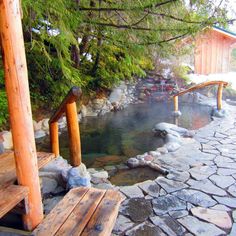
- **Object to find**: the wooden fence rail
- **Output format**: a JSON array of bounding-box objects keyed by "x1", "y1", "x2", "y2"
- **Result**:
[
  {"x1": 172, "y1": 81, "x2": 228, "y2": 113},
  {"x1": 49, "y1": 86, "x2": 82, "y2": 166}
]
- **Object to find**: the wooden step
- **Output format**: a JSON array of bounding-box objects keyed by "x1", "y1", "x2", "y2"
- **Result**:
[
  {"x1": 33, "y1": 187, "x2": 124, "y2": 236},
  {"x1": 0, "y1": 185, "x2": 29, "y2": 219},
  {"x1": 0, "y1": 151, "x2": 55, "y2": 186}
]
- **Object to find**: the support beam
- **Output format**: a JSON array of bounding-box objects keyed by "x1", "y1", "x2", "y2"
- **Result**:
[
  {"x1": 66, "y1": 102, "x2": 81, "y2": 166},
  {"x1": 0, "y1": 0, "x2": 43, "y2": 230},
  {"x1": 173, "y1": 96, "x2": 178, "y2": 112},
  {"x1": 50, "y1": 122, "x2": 59, "y2": 157},
  {"x1": 217, "y1": 83, "x2": 223, "y2": 111}
]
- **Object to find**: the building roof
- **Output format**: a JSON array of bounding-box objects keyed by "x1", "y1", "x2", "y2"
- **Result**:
[{"x1": 213, "y1": 26, "x2": 236, "y2": 39}]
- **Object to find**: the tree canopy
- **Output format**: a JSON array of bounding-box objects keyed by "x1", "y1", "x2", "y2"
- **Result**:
[{"x1": 0, "y1": 0, "x2": 231, "y2": 117}]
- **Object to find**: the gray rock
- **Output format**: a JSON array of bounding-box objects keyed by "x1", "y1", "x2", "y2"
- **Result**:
[
  {"x1": 172, "y1": 189, "x2": 217, "y2": 208},
  {"x1": 188, "y1": 165, "x2": 216, "y2": 180},
  {"x1": 233, "y1": 211, "x2": 236, "y2": 222},
  {"x1": 210, "y1": 204, "x2": 231, "y2": 211},
  {"x1": 209, "y1": 174, "x2": 235, "y2": 189},
  {"x1": 125, "y1": 222, "x2": 166, "y2": 236},
  {"x1": 150, "y1": 215, "x2": 186, "y2": 236},
  {"x1": 113, "y1": 215, "x2": 134, "y2": 234},
  {"x1": 156, "y1": 146, "x2": 168, "y2": 154},
  {"x1": 213, "y1": 196, "x2": 236, "y2": 208},
  {"x1": 229, "y1": 224, "x2": 236, "y2": 236},
  {"x1": 178, "y1": 215, "x2": 225, "y2": 236},
  {"x1": 169, "y1": 210, "x2": 189, "y2": 219},
  {"x1": 167, "y1": 170, "x2": 190, "y2": 182},
  {"x1": 164, "y1": 142, "x2": 181, "y2": 152},
  {"x1": 187, "y1": 179, "x2": 227, "y2": 196},
  {"x1": 34, "y1": 130, "x2": 46, "y2": 139},
  {"x1": 138, "y1": 180, "x2": 160, "y2": 197},
  {"x1": 91, "y1": 171, "x2": 108, "y2": 179},
  {"x1": 41, "y1": 177, "x2": 58, "y2": 194},
  {"x1": 43, "y1": 196, "x2": 63, "y2": 215},
  {"x1": 120, "y1": 185, "x2": 144, "y2": 198},
  {"x1": 155, "y1": 177, "x2": 188, "y2": 193},
  {"x1": 127, "y1": 158, "x2": 139, "y2": 168},
  {"x1": 217, "y1": 168, "x2": 236, "y2": 176},
  {"x1": 152, "y1": 195, "x2": 186, "y2": 215},
  {"x1": 228, "y1": 184, "x2": 236, "y2": 197},
  {"x1": 217, "y1": 162, "x2": 236, "y2": 170},
  {"x1": 123, "y1": 198, "x2": 153, "y2": 222}
]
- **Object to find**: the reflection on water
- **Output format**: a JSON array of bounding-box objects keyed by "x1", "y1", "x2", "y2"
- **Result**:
[{"x1": 37, "y1": 101, "x2": 212, "y2": 168}]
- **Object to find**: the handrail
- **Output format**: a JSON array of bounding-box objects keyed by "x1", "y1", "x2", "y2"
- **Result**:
[
  {"x1": 49, "y1": 86, "x2": 82, "y2": 166},
  {"x1": 172, "y1": 80, "x2": 228, "y2": 114},
  {"x1": 172, "y1": 80, "x2": 228, "y2": 98},
  {"x1": 49, "y1": 86, "x2": 82, "y2": 123}
]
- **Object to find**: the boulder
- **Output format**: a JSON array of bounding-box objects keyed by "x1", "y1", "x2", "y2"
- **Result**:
[{"x1": 2, "y1": 131, "x2": 13, "y2": 149}]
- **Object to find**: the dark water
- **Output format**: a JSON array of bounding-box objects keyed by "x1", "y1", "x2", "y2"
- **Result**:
[{"x1": 37, "y1": 101, "x2": 212, "y2": 169}]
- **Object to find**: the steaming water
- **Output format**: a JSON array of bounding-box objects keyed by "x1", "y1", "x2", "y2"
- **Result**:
[{"x1": 37, "y1": 101, "x2": 212, "y2": 169}]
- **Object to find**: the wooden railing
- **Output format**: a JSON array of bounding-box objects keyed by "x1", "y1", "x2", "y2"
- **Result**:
[
  {"x1": 49, "y1": 86, "x2": 82, "y2": 166},
  {"x1": 172, "y1": 81, "x2": 228, "y2": 113}
]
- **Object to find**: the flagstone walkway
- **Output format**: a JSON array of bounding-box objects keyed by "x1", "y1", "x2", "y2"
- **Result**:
[{"x1": 113, "y1": 103, "x2": 236, "y2": 236}]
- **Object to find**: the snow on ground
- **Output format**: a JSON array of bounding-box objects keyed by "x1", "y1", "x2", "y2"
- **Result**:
[{"x1": 188, "y1": 72, "x2": 236, "y2": 90}]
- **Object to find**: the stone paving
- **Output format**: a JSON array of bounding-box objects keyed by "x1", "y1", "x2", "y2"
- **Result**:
[{"x1": 112, "y1": 103, "x2": 236, "y2": 236}]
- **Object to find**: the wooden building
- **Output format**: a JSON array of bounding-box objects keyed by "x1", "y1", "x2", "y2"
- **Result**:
[{"x1": 194, "y1": 26, "x2": 236, "y2": 75}]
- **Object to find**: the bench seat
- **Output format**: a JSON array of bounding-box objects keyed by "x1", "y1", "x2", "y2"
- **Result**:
[{"x1": 33, "y1": 187, "x2": 124, "y2": 236}]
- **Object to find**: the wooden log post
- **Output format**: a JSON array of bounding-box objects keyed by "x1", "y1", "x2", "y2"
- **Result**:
[
  {"x1": 65, "y1": 102, "x2": 81, "y2": 166},
  {"x1": 0, "y1": 0, "x2": 43, "y2": 230},
  {"x1": 217, "y1": 83, "x2": 223, "y2": 111},
  {"x1": 50, "y1": 122, "x2": 59, "y2": 157},
  {"x1": 173, "y1": 96, "x2": 179, "y2": 112}
]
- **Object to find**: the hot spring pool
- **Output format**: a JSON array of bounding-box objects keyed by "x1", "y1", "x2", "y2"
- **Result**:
[{"x1": 37, "y1": 101, "x2": 212, "y2": 170}]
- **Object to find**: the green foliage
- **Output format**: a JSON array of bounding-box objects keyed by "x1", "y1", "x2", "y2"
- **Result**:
[
  {"x1": 0, "y1": 90, "x2": 9, "y2": 128},
  {"x1": 0, "y1": 0, "x2": 229, "y2": 114}
]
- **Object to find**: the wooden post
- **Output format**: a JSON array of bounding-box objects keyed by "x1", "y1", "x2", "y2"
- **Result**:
[
  {"x1": 173, "y1": 96, "x2": 178, "y2": 112},
  {"x1": 0, "y1": 0, "x2": 43, "y2": 230},
  {"x1": 65, "y1": 102, "x2": 81, "y2": 166},
  {"x1": 217, "y1": 83, "x2": 223, "y2": 110},
  {"x1": 50, "y1": 122, "x2": 59, "y2": 157}
]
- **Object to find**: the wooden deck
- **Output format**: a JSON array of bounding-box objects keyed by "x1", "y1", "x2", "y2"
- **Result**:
[
  {"x1": 0, "y1": 185, "x2": 29, "y2": 218},
  {"x1": 33, "y1": 187, "x2": 124, "y2": 236},
  {"x1": 0, "y1": 151, "x2": 55, "y2": 186}
]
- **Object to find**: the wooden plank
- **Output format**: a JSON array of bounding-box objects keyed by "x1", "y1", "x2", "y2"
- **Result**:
[
  {"x1": 33, "y1": 187, "x2": 89, "y2": 236},
  {"x1": 81, "y1": 190, "x2": 123, "y2": 236},
  {"x1": 0, "y1": 152, "x2": 55, "y2": 186},
  {"x1": 55, "y1": 188, "x2": 106, "y2": 236},
  {"x1": 0, "y1": 185, "x2": 29, "y2": 218}
]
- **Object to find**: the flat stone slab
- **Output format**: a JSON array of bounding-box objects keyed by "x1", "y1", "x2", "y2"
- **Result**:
[
  {"x1": 178, "y1": 215, "x2": 225, "y2": 236},
  {"x1": 152, "y1": 195, "x2": 186, "y2": 215},
  {"x1": 138, "y1": 180, "x2": 160, "y2": 197},
  {"x1": 120, "y1": 185, "x2": 144, "y2": 198},
  {"x1": 228, "y1": 183, "x2": 236, "y2": 197},
  {"x1": 191, "y1": 207, "x2": 232, "y2": 229},
  {"x1": 213, "y1": 196, "x2": 236, "y2": 208},
  {"x1": 216, "y1": 162, "x2": 236, "y2": 169},
  {"x1": 172, "y1": 189, "x2": 217, "y2": 208},
  {"x1": 210, "y1": 204, "x2": 231, "y2": 211},
  {"x1": 155, "y1": 177, "x2": 188, "y2": 193},
  {"x1": 113, "y1": 215, "x2": 134, "y2": 234},
  {"x1": 150, "y1": 215, "x2": 186, "y2": 236},
  {"x1": 229, "y1": 224, "x2": 236, "y2": 236},
  {"x1": 209, "y1": 174, "x2": 235, "y2": 189},
  {"x1": 188, "y1": 165, "x2": 216, "y2": 180},
  {"x1": 166, "y1": 170, "x2": 190, "y2": 182},
  {"x1": 187, "y1": 179, "x2": 227, "y2": 196},
  {"x1": 122, "y1": 198, "x2": 153, "y2": 222},
  {"x1": 169, "y1": 210, "x2": 189, "y2": 219},
  {"x1": 125, "y1": 222, "x2": 166, "y2": 236},
  {"x1": 217, "y1": 168, "x2": 236, "y2": 176}
]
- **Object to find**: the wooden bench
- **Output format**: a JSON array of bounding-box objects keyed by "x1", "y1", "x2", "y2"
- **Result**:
[
  {"x1": 0, "y1": 151, "x2": 55, "y2": 186},
  {"x1": 33, "y1": 187, "x2": 124, "y2": 236},
  {"x1": 0, "y1": 185, "x2": 29, "y2": 219}
]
